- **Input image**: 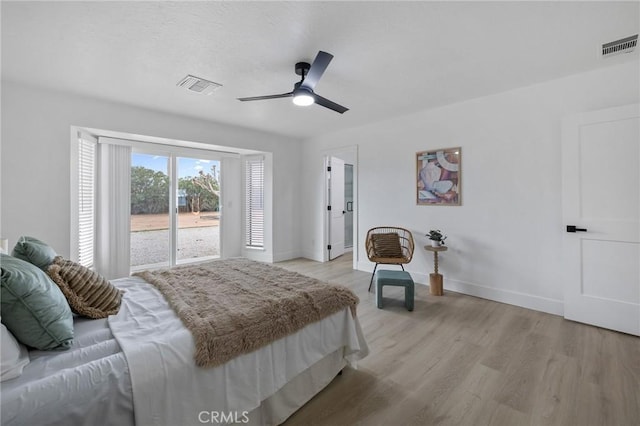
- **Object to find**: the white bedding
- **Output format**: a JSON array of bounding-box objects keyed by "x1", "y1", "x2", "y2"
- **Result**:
[
  {"x1": 109, "y1": 276, "x2": 368, "y2": 426},
  {"x1": 1, "y1": 274, "x2": 368, "y2": 426},
  {"x1": 0, "y1": 316, "x2": 134, "y2": 426}
]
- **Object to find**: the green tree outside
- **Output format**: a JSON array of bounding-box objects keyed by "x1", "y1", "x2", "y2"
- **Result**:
[
  {"x1": 131, "y1": 166, "x2": 170, "y2": 214},
  {"x1": 131, "y1": 166, "x2": 220, "y2": 214}
]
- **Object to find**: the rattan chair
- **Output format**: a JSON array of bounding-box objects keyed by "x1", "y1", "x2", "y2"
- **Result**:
[{"x1": 365, "y1": 226, "x2": 415, "y2": 292}]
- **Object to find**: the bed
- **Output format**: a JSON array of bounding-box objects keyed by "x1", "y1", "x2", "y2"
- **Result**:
[{"x1": 1, "y1": 257, "x2": 369, "y2": 426}]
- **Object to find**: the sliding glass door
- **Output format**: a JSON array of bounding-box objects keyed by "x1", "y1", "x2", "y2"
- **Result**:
[
  {"x1": 130, "y1": 153, "x2": 170, "y2": 268},
  {"x1": 130, "y1": 151, "x2": 221, "y2": 270},
  {"x1": 176, "y1": 157, "x2": 220, "y2": 262}
]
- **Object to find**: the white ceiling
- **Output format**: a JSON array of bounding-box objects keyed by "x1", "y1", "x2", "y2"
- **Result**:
[{"x1": 2, "y1": 1, "x2": 639, "y2": 139}]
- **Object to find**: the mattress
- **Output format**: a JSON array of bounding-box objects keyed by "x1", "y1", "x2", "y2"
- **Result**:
[{"x1": 1, "y1": 275, "x2": 368, "y2": 426}]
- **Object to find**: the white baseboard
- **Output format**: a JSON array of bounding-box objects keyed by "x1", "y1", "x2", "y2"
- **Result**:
[
  {"x1": 302, "y1": 249, "x2": 324, "y2": 263},
  {"x1": 357, "y1": 261, "x2": 563, "y2": 316},
  {"x1": 442, "y1": 278, "x2": 563, "y2": 316},
  {"x1": 272, "y1": 250, "x2": 302, "y2": 262},
  {"x1": 243, "y1": 250, "x2": 272, "y2": 263}
]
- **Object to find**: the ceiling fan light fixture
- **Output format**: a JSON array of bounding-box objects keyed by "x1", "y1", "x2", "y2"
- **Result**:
[
  {"x1": 239, "y1": 51, "x2": 347, "y2": 113},
  {"x1": 292, "y1": 88, "x2": 315, "y2": 106},
  {"x1": 293, "y1": 94, "x2": 314, "y2": 106}
]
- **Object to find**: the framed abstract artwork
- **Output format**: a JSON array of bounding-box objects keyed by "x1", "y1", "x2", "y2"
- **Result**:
[{"x1": 416, "y1": 147, "x2": 461, "y2": 205}]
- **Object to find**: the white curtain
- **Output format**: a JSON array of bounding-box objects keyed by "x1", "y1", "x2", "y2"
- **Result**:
[{"x1": 95, "y1": 142, "x2": 131, "y2": 280}]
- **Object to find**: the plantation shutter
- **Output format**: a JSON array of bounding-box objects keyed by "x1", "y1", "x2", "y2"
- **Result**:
[
  {"x1": 245, "y1": 157, "x2": 264, "y2": 248},
  {"x1": 77, "y1": 135, "x2": 96, "y2": 268}
]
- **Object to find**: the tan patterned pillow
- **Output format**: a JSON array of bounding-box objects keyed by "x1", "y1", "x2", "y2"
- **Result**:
[
  {"x1": 47, "y1": 257, "x2": 123, "y2": 319},
  {"x1": 371, "y1": 233, "x2": 403, "y2": 258}
]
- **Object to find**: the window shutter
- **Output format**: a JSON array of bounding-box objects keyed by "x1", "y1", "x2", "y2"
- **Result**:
[
  {"x1": 78, "y1": 136, "x2": 96, "y2": 268},
  {"x1": 245, "y1": 158, "x2": 264, "y2": 248}
]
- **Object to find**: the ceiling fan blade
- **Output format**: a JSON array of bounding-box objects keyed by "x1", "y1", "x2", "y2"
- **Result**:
[
  {"x1": 301, "y1": 51, "x2": 333, "y2": 91},
  {"x1": 237, "y1": 92, "x2": 293, "y2": 102},
  {"x1": 313, "y1": 94, "x2": 349, "y2": 114}
]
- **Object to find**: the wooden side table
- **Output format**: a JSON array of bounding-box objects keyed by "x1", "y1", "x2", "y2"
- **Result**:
[{"x1": 424, "y1": 245, "x2": 448, "y2": 296}]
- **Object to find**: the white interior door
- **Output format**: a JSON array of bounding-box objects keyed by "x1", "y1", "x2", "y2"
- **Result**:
[
  {"x1": 562, "y1": 104, "x2": 639, "y2": 336},
  {"x1": 328, "y1": 157, "x2": 345, "y2": 260}
]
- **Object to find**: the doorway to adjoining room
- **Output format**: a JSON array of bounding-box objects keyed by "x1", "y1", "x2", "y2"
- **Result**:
[
  {"x1": 344, "y1": 163, "x2": 354, "y2": 250},
  {"x1": 324, "y1": 145, "x2": 358, "y2": 270}
]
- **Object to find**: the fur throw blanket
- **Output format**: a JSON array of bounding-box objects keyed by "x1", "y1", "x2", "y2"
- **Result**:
[{"x1": 134, "y1": 258, "x2": 359, "y2": 368}]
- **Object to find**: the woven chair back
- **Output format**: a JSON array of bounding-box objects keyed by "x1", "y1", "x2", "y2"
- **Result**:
[{"x1": 365, "y1": 227, "x2": 414, "y2": 265}]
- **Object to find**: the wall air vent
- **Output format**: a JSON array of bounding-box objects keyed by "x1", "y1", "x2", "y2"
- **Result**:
[
  {"x1": 602, "y1": 34, "x2": 638, "y2": 57},
  {"x1": 177, "y1": 75, "x2": 222, "y2": 95}
]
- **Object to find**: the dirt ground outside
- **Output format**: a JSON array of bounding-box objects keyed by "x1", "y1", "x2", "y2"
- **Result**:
[
  {"x1": 131, "y1": 212, "x2": 220, "y2": 231},
  {"x1": 130, "y1": 212, "x2": 220, "y2": 266}
]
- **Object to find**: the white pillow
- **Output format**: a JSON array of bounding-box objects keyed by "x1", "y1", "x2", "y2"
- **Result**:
[{"x1": 1, "y1": 320, "x2": 30, "y2": 381}]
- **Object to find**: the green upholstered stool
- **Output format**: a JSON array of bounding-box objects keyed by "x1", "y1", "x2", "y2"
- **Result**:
[{"x1": 375, "y1": 270, "x2": 414, "y2": 311}]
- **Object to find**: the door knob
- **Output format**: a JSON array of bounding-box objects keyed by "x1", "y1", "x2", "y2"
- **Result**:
[{"x1": 566, "y1": 225, "x2": 587, "y2": 233}]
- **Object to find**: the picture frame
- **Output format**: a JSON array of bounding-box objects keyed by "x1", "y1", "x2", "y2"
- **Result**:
[{"x1": 416, "y1": 147, "x2": 461, "y2": 205}]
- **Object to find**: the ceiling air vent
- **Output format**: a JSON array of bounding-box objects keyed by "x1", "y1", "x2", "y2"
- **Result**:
[
  {"x1": 177, "y1": 75, "x2": 222, "y2": 95},
  {"x1": 602, "y1": 34, "x2": 638, "y2": 57}
]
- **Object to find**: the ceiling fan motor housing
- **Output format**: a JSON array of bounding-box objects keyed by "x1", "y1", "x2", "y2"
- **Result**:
[{"x1": 295, "y1": 62, "x2": 311, "y2": 76}]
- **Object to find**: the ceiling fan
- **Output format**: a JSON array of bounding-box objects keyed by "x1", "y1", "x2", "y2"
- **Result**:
[{"x1": 237, "y1": 51, "x2": 349, "y2": 114}]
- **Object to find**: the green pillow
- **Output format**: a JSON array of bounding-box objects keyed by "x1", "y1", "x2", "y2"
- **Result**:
[
  {"x1": 12, "y1": 236, "x2": 57, "y2": 271},
  {"x1": 0, "y1": 254, "x2": 73, "y2": 350}
]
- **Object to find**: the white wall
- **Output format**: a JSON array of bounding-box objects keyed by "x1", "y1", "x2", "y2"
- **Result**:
[
  {"x1": 0, "y1": 81, "x2": 302, "y2": 263},
  {"x1": 301, "y1": 61, "x2": 640, "y2": 315}
]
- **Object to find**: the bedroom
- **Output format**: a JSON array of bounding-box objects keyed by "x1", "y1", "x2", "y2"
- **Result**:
[{"x1": 1, "y1": 1, "x2": 639, "y2": 425}]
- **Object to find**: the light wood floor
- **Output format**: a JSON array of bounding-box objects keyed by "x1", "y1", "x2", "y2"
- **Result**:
[{"x1": 277, "y1": 253, "x2": 639, "y2": 426}]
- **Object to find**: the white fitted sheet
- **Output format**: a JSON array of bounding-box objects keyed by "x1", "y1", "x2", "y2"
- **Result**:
[{"x1": 0, "y1": 315, "x2": 134, "y2": 426}]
